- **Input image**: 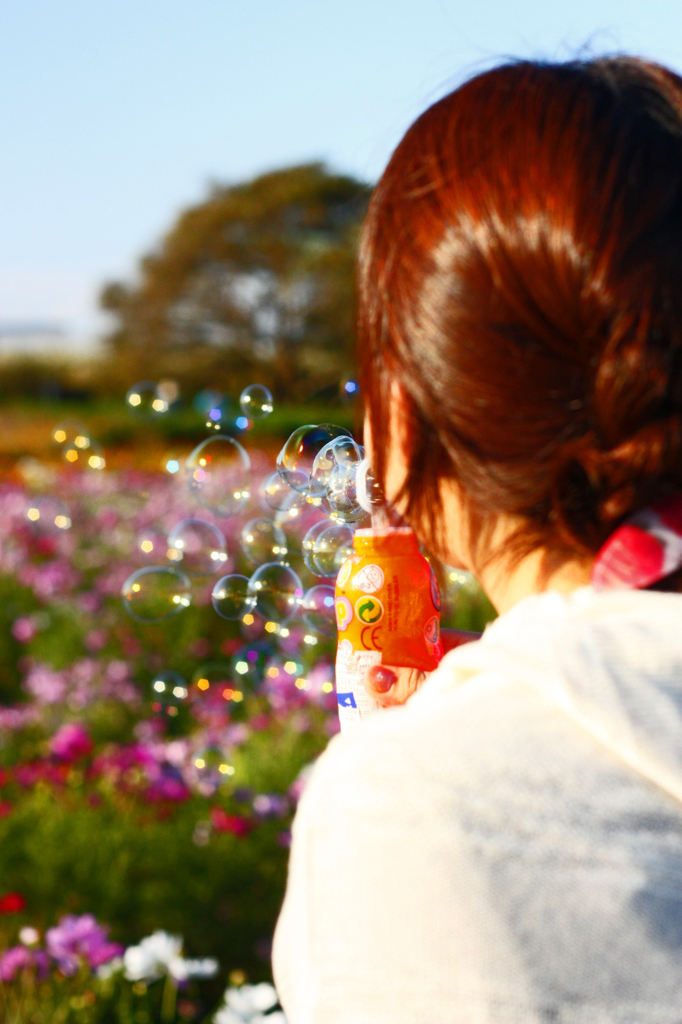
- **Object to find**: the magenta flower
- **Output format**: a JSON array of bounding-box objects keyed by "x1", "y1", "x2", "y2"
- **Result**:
[
  {"x1": 11, "y1": 617, "x2": 37, "y2": 643},
  {"x1": 145, "y1": 770, "x2": 191, "y2": 803},
  {"x1": 23, "y1": 663, "x2": 66, "y2": 704},
  {"x1": 50, "y1": 723, "x2": 93, "y2": 762},
  {"x1": 0, "y1": 945, "x2": 50, "y2": 981},
  {"x1": 45, "y1": 914, "x2": 123, "y2": 975}
]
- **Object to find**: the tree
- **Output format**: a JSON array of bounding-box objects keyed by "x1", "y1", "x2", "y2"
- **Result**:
[{"x1": 101, "y1": 164, "x2": 370, "y2": 402}]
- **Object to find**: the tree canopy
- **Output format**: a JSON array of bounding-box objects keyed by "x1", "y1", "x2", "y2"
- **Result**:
[{"x1": 101, "y1": 163, "x2": 370, "y2": 402}]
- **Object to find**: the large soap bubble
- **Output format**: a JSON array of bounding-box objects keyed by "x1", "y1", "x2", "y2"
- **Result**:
[
  {"x1": 240, "y1": 384, "x2": 273, "y2": 420},
  {"x1": 52, "y1": 420, "x2": 89, "y2": 447},
  {"x1": 186, "y1": 435, "x2": 250, "y2": 517},
  {"x1": 150, "y1": 670, "x2": 188, "y2": 714},
  {"x1": 355, "y1": 458, "x2": 385, "y2": 513},
  {"x1": 24, "y1": 496, "x2": 71, "y2": 534},
  {"x1": 240, "y1": 517, "x2": 287, "y2": 566},
  {"x1": 327, "y1": 462, "x2": 367, "y2": 523},
  {"x1": 192, "y1": 744, "x2": 234, "y2": 794},
  {"x1": 211, "y1": 574, "x2": 255, "y2": 620},
  {"x1": 313, "y1": 523, "x2": 355, "y2": 577},
  {"x1": 62, "y1": 438, "x2": 106, "y2": 471},
  {"x1": 167, "y1": 519, "x2": 227, "y2": 575},
  {"x1": 126, "y1": 381, "x2": 169, "y2": 416},
  {"x1": 122, "y1": 567, "x2": 191, "y2": 622},
  {"x1": 310, "y1": 436, "x2": 364, "y2": 498},
  {"x1": 260, "y1": 471, "x2": 308, "y2": 514},
  {"x1": 301, "y1": 520, "x2": 331, "y2": 575},
  {"x1": 302, "y1": 584, "x2": 337, "y2": 637},
  {"x1": 277, "y1": 424, "x2": 352, "y2": 493},
  {"x1": 247, "y1": 562, "x2": 303, "y2": 623}
]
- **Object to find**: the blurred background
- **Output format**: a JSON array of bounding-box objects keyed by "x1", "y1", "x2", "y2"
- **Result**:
[{"x1": 2, "y1": 1, "x2": 682, "y2": 1021}]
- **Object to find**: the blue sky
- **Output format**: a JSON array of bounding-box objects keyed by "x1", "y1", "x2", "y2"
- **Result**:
[{"x1": 3, "y1": 0, "x2": 682, "y2": 346}]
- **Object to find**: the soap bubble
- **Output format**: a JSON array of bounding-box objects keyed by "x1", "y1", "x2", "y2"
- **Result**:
[
  {"x1": 310, "y1": 436, "x2": 364, "y2": 498},
  {"x1": 62, "y1": 438, "x2": 106, "y2": 471},
  {"x1": 247, "y1": 562, "x2": 303, "y2": 623},
  {"x1": 192, "y1": 744, "x2": 234, "y2": 794},
  {"x1": 51, "y1": 420, "x2": 89, "y2": 447},
  {"x1": 302, "y1": 521, "x2": 331, "y2": 574},
  {"x1": 150, "y1": 670, "x2": 188, "y2": 713},
  {"x1": 193, "y1": 391, "x2": 248, "y2": 434},
  {"x1": 192, "y1": 663, "x2": 233, "y2": 696},
  {"x1": 186, "y1": 435, "x2": 250, "y2": 517},
  {"x1": 167, "y1": 519, "x2": 227, "y2": 575},
  {"x1": 203, "y1": 396, "x2": 231, "y2": 432},
  {"x1": 277, "y1": 424, "x2": 352, "y2": 493},
  {"x1": 356, "y1": 459, "x2": 385, "y2": 512},
  {"x1": 229, "y1": 641, "x2": 271, "y2": 688},
  {"x1": 302, "y1": 584, "x2": 337, "y2": 636},
  {"x1": 135, "y1": 528, "x2": 168, "y2": 561},
  {"x1": 193, "y1": 389, "x2": 223, "y2": 417},
  {"x1": 211, "y1": 575, "x2": 255, "y2": 620},
  {"x1": 327, "y1": 462, "x2": 366, "y2": 523},
  {"x1": 156, "y1": 379, "x2": 180, "y2": 406},
  {"x1": 24, "y1": 496, "x2": 71, "y2": 534},
  {"x1": 313, "y1": 523, "x2": 355, "y2": 577},
  {"x1": 126, "y1": 381, "x2": 169, "y2": 416},
  {"x1": 260, "y1": 471, "x2": 308, "y2": 514},
  {"x1": 240, "y1": 517, "x2": 288, "y2": 566},
  {"x1": 240, "y1": 384, "x2": 273, "y2": 420},
  {"x1": 122, "y1": 567, "x2": 191, "y2": 622}
]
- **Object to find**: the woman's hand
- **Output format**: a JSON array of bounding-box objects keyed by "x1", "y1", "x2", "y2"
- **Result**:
[{"x1": 365, "y1": 628, "x2": 481, "y2": 707}]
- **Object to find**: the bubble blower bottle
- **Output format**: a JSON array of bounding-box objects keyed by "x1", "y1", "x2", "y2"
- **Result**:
[{"x1": 334, "y1": 460, "x2": 442, "y2": 734}]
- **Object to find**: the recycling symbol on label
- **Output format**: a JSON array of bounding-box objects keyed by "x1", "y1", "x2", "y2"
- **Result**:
[{"x1": 355, "y1": 595, "x2": 384, "y2": 624}]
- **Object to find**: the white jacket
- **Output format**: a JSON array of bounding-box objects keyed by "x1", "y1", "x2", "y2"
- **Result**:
[{"x1": 273, "y1": 587, "x2": 682, "y2": 1023}]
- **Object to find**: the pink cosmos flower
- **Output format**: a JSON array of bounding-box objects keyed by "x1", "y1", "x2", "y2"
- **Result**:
[
  {"x1": 50, "y1": 723, "x2": 93, "y2": 762},
  {"x1": 23, "y1": 663, "x2": 66, "y2": 704},
  {"x1": 11, "y1": 617, "x2": 37, "y2": 643},
  {"x1": 45, "y1": 914, "x2": 123, "y2": 975},
  {"x1": 0, "y1": 945, "x2": 50, "y2": 981}
]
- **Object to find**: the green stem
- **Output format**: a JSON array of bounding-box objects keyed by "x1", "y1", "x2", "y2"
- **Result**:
[{"x1": 160, "y1": 973, "x2": 178, "y2": 1023}]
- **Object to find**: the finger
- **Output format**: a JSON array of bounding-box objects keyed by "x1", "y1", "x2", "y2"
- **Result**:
[
  {"x1": 368, "y1": 667, "x2": 396, "y2": 693},
  {"x1": 366, "y1": 665, "x2": 426, "y2": 707}
]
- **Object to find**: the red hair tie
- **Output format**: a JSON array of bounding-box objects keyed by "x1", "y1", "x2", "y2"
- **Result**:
[{"x1": 591, "y1": 496, "x2": 682, "y2": 590}]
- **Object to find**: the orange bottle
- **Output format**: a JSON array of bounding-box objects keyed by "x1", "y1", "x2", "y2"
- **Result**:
[{"x1": 334, "y1": 527, "x2": 442, "y2": 734}]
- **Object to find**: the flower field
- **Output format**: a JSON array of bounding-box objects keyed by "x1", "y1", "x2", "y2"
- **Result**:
[{"x1": 0, "y1": 411, "x2": 495, "y2": 1022}]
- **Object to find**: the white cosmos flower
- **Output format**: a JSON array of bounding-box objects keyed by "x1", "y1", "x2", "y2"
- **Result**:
[
  {"x1": 170, "y1": 956, "x2": 219, "y2": 982},
  {"x1": 19, "y1": 927, "x2": 40, "y2": 947},
  {"x1": 213, "y1": 982, "x2": 285, "y2": 1024},
  {"x1": 123, "y1": 930, "x2": 217, "y2": 983}
]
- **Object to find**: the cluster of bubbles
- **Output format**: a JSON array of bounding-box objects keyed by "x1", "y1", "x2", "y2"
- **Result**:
[
  {"x1": 126, "y1": 380, "x2": 274, "y2": 434},
  {"x1": 121, "y1": 396, "x2": 379, "y2": 701},
  {"x1": 150, "y1": 670, "x2": 189, "y2": 715},
  {"x1": 51, "y1": 420, "x2": 106, "y2": 472},
  {"x1": 125, "y1": 380, "x2": 180, "y2": 416},
  {"x1": 24, "y1": 495, "x2": 72, "y2": 534}
]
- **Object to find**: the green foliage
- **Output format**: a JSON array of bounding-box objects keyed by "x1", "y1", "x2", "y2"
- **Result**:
[{"x1": 100, "y1": 163, "x2": 370, "y2": 404}]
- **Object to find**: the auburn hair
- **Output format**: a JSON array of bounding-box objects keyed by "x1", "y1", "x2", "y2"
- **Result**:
[{"x1": 358, "y1": 58, "x2": 682, "y2": 565}]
